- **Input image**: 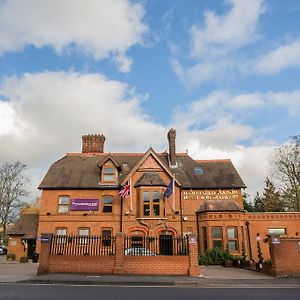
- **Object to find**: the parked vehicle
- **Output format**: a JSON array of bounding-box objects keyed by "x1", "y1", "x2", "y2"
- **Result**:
[
  {"x1": 125, "y1": 247, "x2": 157, "y2": 256},
  {"x1": 0, "y1": 246, "x2": 8, "y2": 255}
]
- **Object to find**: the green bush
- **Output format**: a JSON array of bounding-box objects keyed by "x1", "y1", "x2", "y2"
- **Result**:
[
  {"x1": 6, "y1": 253, "x2": 16, "y2": 260},
  {"x1": 264, "y1": 259, "x2": 272, "y2": 265},
  {"x1": 199, "y1": 248, "x2": 232, "y2": 265}
]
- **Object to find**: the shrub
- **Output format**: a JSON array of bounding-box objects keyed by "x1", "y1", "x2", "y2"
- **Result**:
[
  {"x1": 6, "y1": 253, "x2": 16, "y2": 260},
  {"x1": 264, "y1": 259, "x2": 272, "y2": 265},
  {"x1": 199, "y1": 248, "x2": 232, "y2": 265}
]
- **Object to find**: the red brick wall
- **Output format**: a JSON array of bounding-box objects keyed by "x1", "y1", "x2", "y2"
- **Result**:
[
  {"x1": 124, "y1": 256, "x2": 189, "y2": 275},
  {"x1": 269, "y1": 238, "x2": 300, "y2": 277},
  {"x1": 49, "y1": 255, "x2": 115, "y2": 274},
  {"x1": 38, "y1": 233, "x2": 199, "y2": 276}
]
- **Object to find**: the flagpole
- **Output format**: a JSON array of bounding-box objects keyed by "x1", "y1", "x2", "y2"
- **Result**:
[
  {"x1": 130, "y1": 176, "x2": 132, "y2": 212},
  {"x1": 172, "y1": 176, "x2": 175, "y2": 211}
]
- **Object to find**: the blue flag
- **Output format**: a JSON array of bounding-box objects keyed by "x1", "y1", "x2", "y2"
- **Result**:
[{"x1": 163, "y1": 179, "x2": 174, "y2": 198}]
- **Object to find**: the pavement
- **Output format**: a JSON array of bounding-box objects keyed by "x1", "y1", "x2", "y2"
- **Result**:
[{"x1": 0, "y1": 255, "x2": 300, "y2": 287}]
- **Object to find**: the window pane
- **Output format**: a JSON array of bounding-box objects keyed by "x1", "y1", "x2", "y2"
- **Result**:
[
  {"x1": 104, "y1": 168, "x2": 114, "y2": 174},
  {"x1": 58, "y1": 205, "x2": 69, "y2": 213},
  {"x1": 59, "y1": 196, "x2": 69, "y2": 205},
  {"x1": 103, "y1": 175, "x2": 115, "y2": 181},
  {"x1": 268, "y1": 228, "x2": 286, "y2": 236},
  {"x1": 103, "y1": 197, "x2": 113, "y2": 204},
  {"x1": 153, "y1": 191, "x2": 159, "y2": 202},
  {"x1": 56, "y1": 228, "x2": 67, "y2": 235},
  {"x1": 143, "y1": 192, "x2": 150, "y2": 202},
  {"x1": 227, "y1": 227, "x2": 237, "y2": 239},
  {"x1": 202, "y1": 227, "x2": 207, "y2": 240},
  {"x1": 213, "y1": 240, "x2": 222, "y2": 248},
  {"x1": 143, "y1": 204, "x2": 150, "y2": 215},
  {"x1": 153, "y1": 204, "x2": 160, "y2": 215},
  {"x1": 228, "y1": 241, "x2": 237, "y2": 252},
  {"x1": 103, "y1": 206, "x2": 112, "y2": 213},
  {"x1": 79, "y1": 228, "x2": 89, "y2": 236},
  {"x1": 102, "y1": 230, "x2": 112, "y2": 237},
  {"x1": 212, "y1": 227, "x2": 222, "y2": 239}
]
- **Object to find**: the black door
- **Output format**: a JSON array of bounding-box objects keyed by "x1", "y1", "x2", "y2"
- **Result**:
[{"x1": 159, "y1": 235, "x2": 173, "y2": 255}]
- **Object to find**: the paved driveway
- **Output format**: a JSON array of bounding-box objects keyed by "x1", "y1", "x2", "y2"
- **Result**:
[
  {"x1": 0, "y1": 255, "x2": 38, "y2": 282},
  {"x1": 200, "y1": 265, "x2": 271, "y2": 279}
]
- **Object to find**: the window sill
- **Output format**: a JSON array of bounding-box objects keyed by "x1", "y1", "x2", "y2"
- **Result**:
[{"x1": 136, "y1": 217, "x2": 168, "y2": 220}]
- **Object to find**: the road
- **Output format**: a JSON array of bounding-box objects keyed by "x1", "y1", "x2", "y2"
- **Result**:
[{"x1": 0, "y1": 285, "x2": 299, "y2": 300}]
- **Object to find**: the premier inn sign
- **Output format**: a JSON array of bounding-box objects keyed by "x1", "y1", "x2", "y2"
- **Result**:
[{"x1": 70, "y1": 199, "x2": 99, "y2": 211}]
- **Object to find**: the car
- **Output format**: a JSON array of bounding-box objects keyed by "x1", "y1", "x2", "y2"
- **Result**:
[
  {"x1": 0, "y1": 246, "x2": 7, "y2": 255},
  {"x1": 124, "y1": 247, "x2": 157, "y2": 256}
]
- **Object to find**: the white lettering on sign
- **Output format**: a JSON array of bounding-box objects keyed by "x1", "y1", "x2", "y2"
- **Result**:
[{"x1": 183, "y1": 189, "x2": 239, "y2": 200}]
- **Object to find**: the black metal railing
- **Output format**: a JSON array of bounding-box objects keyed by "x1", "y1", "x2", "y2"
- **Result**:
[
  {"x1": 50, "y1": 235, "x2": 116, "y2": 256},
  {"x1": 124, "y1": 235, "x2": 189, "y2": 256}
]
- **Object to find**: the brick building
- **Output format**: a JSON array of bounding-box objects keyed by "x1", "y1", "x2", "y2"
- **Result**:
[{"x1": 37, "y1": 129, "x2": 300, "y2": 261}]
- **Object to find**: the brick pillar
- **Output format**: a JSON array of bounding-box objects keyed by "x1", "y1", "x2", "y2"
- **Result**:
[
  {"x1": 37, "y1": 234, "x2": 52, "y2": 275},
  {"x1": 268, "y1": 237, "x2": 282, "y2": 277},
  {"x1": 113, "y1": 232, "x2": 126, "y2": 274},
  {"x1": 188, "y1": 234, "x2": 200, "y2": 276}
]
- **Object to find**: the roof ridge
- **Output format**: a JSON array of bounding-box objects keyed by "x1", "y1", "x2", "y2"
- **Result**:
[{"x1": 196, "y1": 159, "x2": 232, "y2": 163}]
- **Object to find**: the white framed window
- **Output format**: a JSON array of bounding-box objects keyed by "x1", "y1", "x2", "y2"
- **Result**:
[
  {"x1": 227, "y1": 227, "x2": 238, "y2": 252},
  {"x1": 58, "y1": 196, "x2": 70, "y2": 213},
  {"x1": 268, "y1": 228, "x2": 286, "y2": 236},
  {"x1": 78, "y1": 227, "x2": 90, "y2": 245}
]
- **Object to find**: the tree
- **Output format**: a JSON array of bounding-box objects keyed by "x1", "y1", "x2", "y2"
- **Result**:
[
  {"x1": 253, "y1": 192, "x2": 264, "y2": 212},
  {"x1": 271, "y1": 136, "x2": 300, "y2": 211},
  {"x1": 261, "y1": 177, "x2": 285, "y2": 212},
  {"x1": 242, "y1": 192, "x2": 254, "y2": 212},
  {"x1": 0, "y1": 162, "x2": 29, "y2": 239}
]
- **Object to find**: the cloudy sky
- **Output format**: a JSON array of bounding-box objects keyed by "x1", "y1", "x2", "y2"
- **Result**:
[{"x1": 0, "y1": 0, "x2": 299, "y2": 200}]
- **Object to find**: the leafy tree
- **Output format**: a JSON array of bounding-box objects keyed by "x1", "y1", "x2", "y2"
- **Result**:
[
  {"x1": 242, "y1": 192, "x2": 254, "y2": 212},
  {"x1": 271, "y1": 136, "x2": 300, "y2": 211},
  {"x1": 253, "y1": 192, "x2": 264, "y2": 212},
  {"x1": 261, "y1": 177, "x2": 285, "y2": 212},
  {"x1": 0, "y1": 162, "x2": 29, "y2": 239}
]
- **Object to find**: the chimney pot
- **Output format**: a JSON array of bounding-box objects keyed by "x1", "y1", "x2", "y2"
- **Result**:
[
  {"x1": 82, "y1": 134, "x2": 106, "y2": 153},
  {"x1": 167, "y1": 128, "x2": 176, "y2": 167}
]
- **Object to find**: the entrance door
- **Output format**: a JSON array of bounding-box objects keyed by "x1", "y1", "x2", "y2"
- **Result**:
[
  {"x1": 27, "y1": 239, "x2": 36, "y2": 259},
  {"x1": 159, "y1": 234, "x2": 173, "y2": 255}
]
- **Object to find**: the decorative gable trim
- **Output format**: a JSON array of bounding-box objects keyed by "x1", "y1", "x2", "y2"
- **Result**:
[{"x1": 121, "y1": 147, "x2": 181, "y2": 186}]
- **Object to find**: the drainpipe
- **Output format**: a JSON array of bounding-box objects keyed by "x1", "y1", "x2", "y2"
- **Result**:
[{"x1": 245, "y1": 221, "x2": 253, "y2": 261}]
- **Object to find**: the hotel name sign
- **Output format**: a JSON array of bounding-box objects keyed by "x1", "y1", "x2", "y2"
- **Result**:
[{"x1": 183, "y1": 189, "x2": 239, "y2": 201}]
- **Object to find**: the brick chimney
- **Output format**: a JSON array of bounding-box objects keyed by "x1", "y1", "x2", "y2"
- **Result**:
[
  {"x1": 82, "y1": 134, "x2": 106, "y2": 153},
  {"x1": 167, "y1": 128, "x2": 177, "y2": 167}
]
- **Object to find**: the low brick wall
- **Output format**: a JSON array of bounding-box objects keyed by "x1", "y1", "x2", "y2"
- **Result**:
[
  {"x1": 124, "y1": 255, "x2": 189, "y2": 275},
  {"x1": 49, "y1": 255, "x2": 115, "y2": 274},
  {"x1": 269, "y1": 237, "x2": 300, "y2": 277},
  {"x1": 38, "y1": 233, "x2": 200, "y2": 276}
]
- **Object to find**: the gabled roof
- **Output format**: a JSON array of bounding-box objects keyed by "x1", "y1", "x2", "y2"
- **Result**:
[
  {"x1": 196, "y1": 200, "x2": 244, "y2": 213},
  {"x1": 7, "y1": 213, "x2": 39, "y2": 238},
  {"x1": 135, "y1": 172, "x2": 167, "y2": 187},
  {"x1": 39, "y1": 151, "x2": 246, "y2": 190},
  {"x1": 97, "y1": 154, "x2": 120, "y2": 169},
  {"x1": 120, "y1": 147, "x2": 180, "y2": 185}
]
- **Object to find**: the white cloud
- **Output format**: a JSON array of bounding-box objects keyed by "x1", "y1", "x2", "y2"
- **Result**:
[
  {"x1": 255, "y1": 39, "x2": 300, "y2": 74},
  {"x1": 0, "y1": 0, "x2": 147, "y2": 72},
  {"x1": 171, "y1": 0, "x2": 265, "y2": 87},
  {"x1": 190, "y1": 0, "x2": 264, "y2": 57}
]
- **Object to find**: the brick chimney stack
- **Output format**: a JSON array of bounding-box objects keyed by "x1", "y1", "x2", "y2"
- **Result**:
[
  {"x1": 167, "y1": 128, "x2": 177, "y2": 167},
  {"x1": 82, "y1": 134, "x2": 106, "y2": 153}
]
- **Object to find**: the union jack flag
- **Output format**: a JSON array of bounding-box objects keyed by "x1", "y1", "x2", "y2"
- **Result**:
[{"x1": 119, "y1": 180, "x2": 131, "y2": 198}]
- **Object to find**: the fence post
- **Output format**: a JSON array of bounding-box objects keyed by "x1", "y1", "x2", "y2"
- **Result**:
[
  {"x1": 187, "y1": 234, "x2": 201, "y2": 276},
  {"x1": 113, "y1": 232, "x2": 126, "y2": 274},
  {"x1": 37, "y1": 233, "x2": 53, "y2": 275}
]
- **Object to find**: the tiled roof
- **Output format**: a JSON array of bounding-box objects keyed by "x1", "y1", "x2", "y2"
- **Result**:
[
  {"x1": 7, "y1": 213, "x2": 39, "y2": 238},
  {"x1": 196, "y1": 200, "x2": 244, "y2": 212},
  {"x1": 39, "y1": 151, "x2": 246, "y2": 190},
  {"x1": 135, "y1": 172, "x2": 167, "y2": 187}
]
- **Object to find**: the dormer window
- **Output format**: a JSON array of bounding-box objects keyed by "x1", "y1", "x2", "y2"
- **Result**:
[{"x1": 102, "y1": 165, "x2": 117, "y2": 183}]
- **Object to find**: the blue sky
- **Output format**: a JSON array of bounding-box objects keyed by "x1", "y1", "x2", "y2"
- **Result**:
[{"x1": 0, "y1": 0, "x2": 300, "y2": 199}]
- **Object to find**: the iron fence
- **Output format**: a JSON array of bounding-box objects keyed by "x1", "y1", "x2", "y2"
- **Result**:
[
  {"x1": 50, "y1": 235, "x2": 115, "y2": 256},
  {"x1": 124, "y1": 235, "x2": 189, "y2": 256}
]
